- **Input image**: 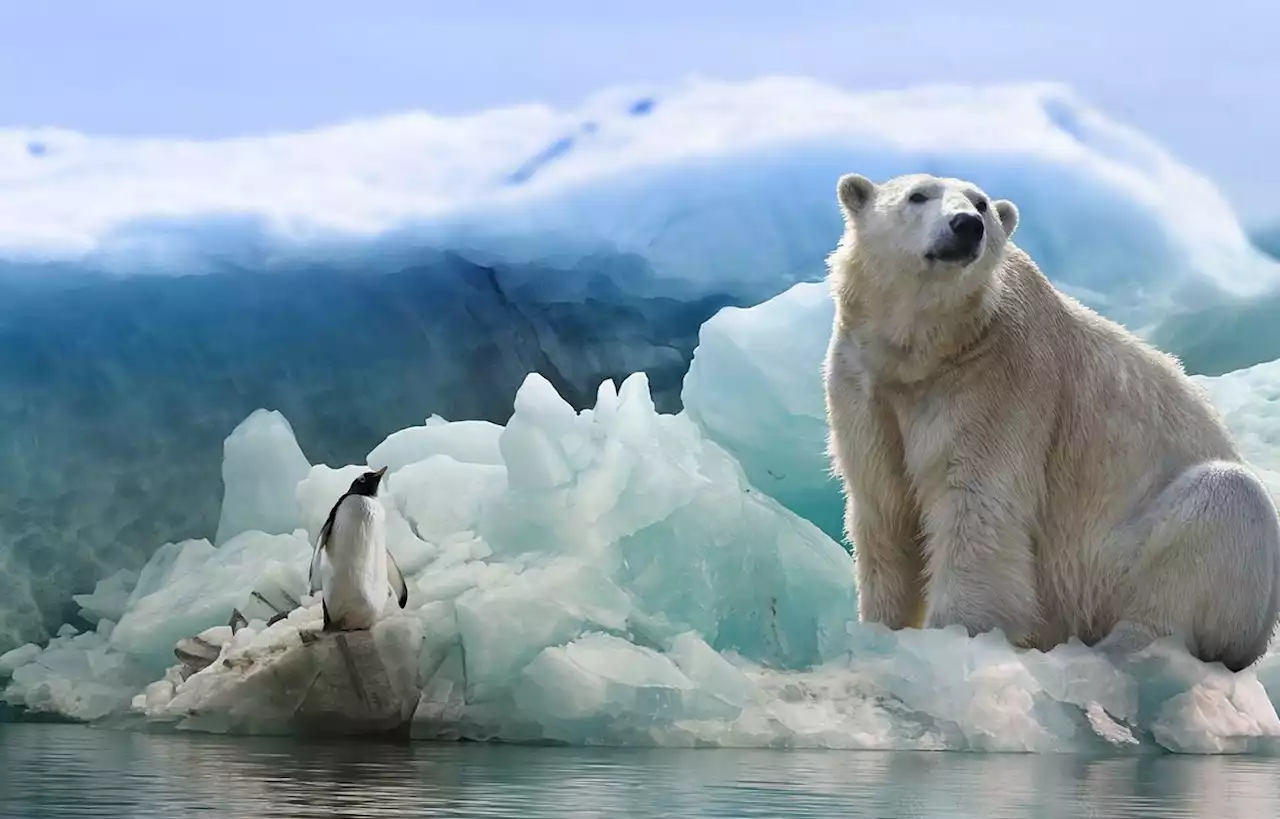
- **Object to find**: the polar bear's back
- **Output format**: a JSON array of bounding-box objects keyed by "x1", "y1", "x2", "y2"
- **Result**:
[{"x1": 991, "y1": 247, "x2": 1243, "y2": 630}]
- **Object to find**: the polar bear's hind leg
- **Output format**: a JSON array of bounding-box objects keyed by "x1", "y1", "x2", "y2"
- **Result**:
[{"x1": 1097, "y1": 461, "x2": 1280, "y2": 672}]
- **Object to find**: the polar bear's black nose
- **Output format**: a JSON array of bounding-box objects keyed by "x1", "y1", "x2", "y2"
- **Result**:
[{"x1": 950, "y1": 213, "x2": 985, "y2": 243}]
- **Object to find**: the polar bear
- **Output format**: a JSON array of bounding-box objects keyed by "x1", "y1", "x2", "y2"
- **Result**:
[{"x1": 822, "y1": 172, "x2": 1280, "y2": 671}]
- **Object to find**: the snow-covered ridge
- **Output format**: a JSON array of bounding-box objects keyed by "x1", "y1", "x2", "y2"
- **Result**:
[{"x1": 2, "y1": 77, "x2": 1275, "y2": 307}]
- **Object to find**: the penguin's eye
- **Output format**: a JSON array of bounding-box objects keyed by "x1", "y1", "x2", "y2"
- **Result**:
[
  {"x1": 908, "y1": 192, "x2": 928, "y2": 204},
  {"x1": 975, "y1": 199, "x2": 988, "y2": 213}
]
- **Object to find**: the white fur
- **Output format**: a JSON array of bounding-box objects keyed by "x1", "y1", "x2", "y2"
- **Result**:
[
  {"x1": 823, "y1": 172, "x2": 1280, "y2": 670},
  {"x1": 317, "y1": 495, "x2": 392, "y2": 631}
]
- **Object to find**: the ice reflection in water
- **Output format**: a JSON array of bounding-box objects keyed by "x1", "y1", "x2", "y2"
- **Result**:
[{"x1": 3, "y1": 724, "x2": 1280, "y2": 818}]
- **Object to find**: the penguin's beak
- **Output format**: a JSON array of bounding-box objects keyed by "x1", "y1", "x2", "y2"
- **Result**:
[{"x1": 372, "y1": 465, "x2": 388, "y2": 478}]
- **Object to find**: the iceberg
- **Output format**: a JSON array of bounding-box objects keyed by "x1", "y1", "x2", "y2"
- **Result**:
[
  {"x1": 5, "y1": 77, "x2": 1280, "y2": 653},
  {"x1": 4, "y1": 362, "x2": 1279, "y2": 753},
  {"x1": 1, "y1": 370, "x2": 857, "y2": 735},
  {"x1": 3, "y1": 76, "x2": 1280, "y2": 753}
]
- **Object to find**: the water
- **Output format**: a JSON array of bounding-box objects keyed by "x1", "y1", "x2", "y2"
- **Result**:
[{"x1": 4, "y1": 725, "x2": 1280, "y2": 818}]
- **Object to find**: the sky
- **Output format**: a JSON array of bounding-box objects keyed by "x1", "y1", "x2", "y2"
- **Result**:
[{"x1": 2, "y1": 0, "x2": 1278, "y2": 225}]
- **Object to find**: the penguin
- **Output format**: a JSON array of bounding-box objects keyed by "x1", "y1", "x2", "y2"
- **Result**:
[{"x1": 308, "y1": 466, "x2": 409, "y2": 632}]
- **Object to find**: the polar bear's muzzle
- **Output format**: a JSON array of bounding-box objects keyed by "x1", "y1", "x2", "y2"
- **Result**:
[{"x1": 925, "y1": 212, "x2": 985, "y2": 265}]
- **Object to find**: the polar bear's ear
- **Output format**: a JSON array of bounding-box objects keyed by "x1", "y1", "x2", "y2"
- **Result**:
[
  {"x1": 837, "y1": 174, "x2": 875, "y2": 216},
  {"x1": 995, "y1": 199, "x2": 1019, "y2": 239}
]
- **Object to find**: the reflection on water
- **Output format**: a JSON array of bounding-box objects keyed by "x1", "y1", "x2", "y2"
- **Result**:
[{"x1": 2, "y1": 724, "x2": 1280, "y2": 818}]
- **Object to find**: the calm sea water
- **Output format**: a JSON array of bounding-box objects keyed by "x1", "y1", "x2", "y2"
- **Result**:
[{"x1": 3, "y1": 723, "x2": 1280, "y2": 818}]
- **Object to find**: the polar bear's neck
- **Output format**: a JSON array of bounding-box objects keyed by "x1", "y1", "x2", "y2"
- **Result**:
[{"x1": 829, "y1": 251, "x2": 1006, "y2": 384}]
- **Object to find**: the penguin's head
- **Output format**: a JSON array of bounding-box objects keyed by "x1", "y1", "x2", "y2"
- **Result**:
[{"x1": 349, "y1": 465, "x2": 387, "y2": 497}]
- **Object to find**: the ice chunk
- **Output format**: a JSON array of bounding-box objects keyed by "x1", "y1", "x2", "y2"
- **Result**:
[
  {"x1": 682, "y1": 282, "x2": 842, "y2": 541},
  {"x1": 2, "y1": 628, "x2": 151, "y2": 721},
  {"x1": 368, "y1": 417, "x2": 505, "y2": 473},
  {"x1": 513, "y1": 633, "x2": 743, "y2": 740},
  {"x1": 665, "y1": 631, "x2": 759, "y2": 710},
  {"x1": 71, "y1": 569, "x2": 140, "y2": 626},
  {"x1": 389, "y1": 456, "x2": 507, "y2": 544},
  {"x1": 109, "y1": 531, "x2": 310, "y2": 669},
  {"x1": 454, "y1": 559, "x2": 634, "y2": 702},
  {"x1": 476, "y1": 373, "x2": 856, "y2": 669},
  {"x1": 1147, "y1": 648, "x2": 1280, "y2": 754},
  {"x1": 214, "y1": 409, "x2": 312, "y2": 546},
  {"x1": 1193, "y1": 359, "x2": 1280, "y2": 495},
  {"x1": 137, "y1": 611, "x2": 424, "y2": 736},
  {"x1": 7, "y1": 368, "x2": 1280, "y2": 753},
  {"x1": 0, "y1": 643, "x2": 41, "y2": 678}
]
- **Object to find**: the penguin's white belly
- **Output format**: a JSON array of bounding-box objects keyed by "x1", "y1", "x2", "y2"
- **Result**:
[{"x1": 321, "y1": 496, "x2": 390, "y2": 629}]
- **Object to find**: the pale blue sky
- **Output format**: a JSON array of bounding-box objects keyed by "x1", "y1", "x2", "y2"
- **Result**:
[{"x1": 2, "y1": 0, "x2": 1278, "y2": 223}]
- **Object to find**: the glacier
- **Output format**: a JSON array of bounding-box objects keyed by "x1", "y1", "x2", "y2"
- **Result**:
[{"x1": 4, "y1": 75, "x2": 1280, "y2": 751}]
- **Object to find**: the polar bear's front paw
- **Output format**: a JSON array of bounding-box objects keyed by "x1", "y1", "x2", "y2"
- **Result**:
[
  {"x1": 923, "y1": 606, "x2": 984, "y2": 635},
  {"x1": 924, "y1": 598, "x2": 1030, "y2": 645},
  {"x1": 924, "y1": 565, "x2": 1039, "y2": 644},
  {"x1": 1093, "y1": 620, "x2": 1173, "y2": 661}
]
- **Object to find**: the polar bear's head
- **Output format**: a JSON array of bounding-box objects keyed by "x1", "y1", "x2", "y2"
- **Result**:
[{"x1": 834, "y1": 173, "x2": 1019, "y2": 282}]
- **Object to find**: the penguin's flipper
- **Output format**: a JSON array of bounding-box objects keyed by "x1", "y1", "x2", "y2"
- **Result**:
[
  {"x1": 387, "y1": 551, "x2": 409, "y2": 609},
  {"x1": 310, "y1": 497, "x2": 342, "y2": 596},
  {"x1": 307, "y1": 541, "x2": 325, "y2": 596},
  {"x1": 322, "y1": 600, "x2": 332, "y2": 632}
]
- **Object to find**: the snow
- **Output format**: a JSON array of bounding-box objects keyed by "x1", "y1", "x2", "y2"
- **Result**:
[
  {"x1": 4, "y1": 363, "x2": 1279, "y2": 752},
  {"x1": 2, "y1": 78, "x2": 1276, "y2": 312}
]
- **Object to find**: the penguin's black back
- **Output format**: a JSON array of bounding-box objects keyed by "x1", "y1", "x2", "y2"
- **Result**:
[{"x1": 317, "y1": 469, "x2": 384, "y2": 551}]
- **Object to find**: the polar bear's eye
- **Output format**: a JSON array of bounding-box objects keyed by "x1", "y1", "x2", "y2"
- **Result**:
[
  {"x1": 908, "y1": 192, "x2": 928, "y2": 204},
  {"x1": 975, "y1": 199, "x2": 989, "y2": 213}
]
